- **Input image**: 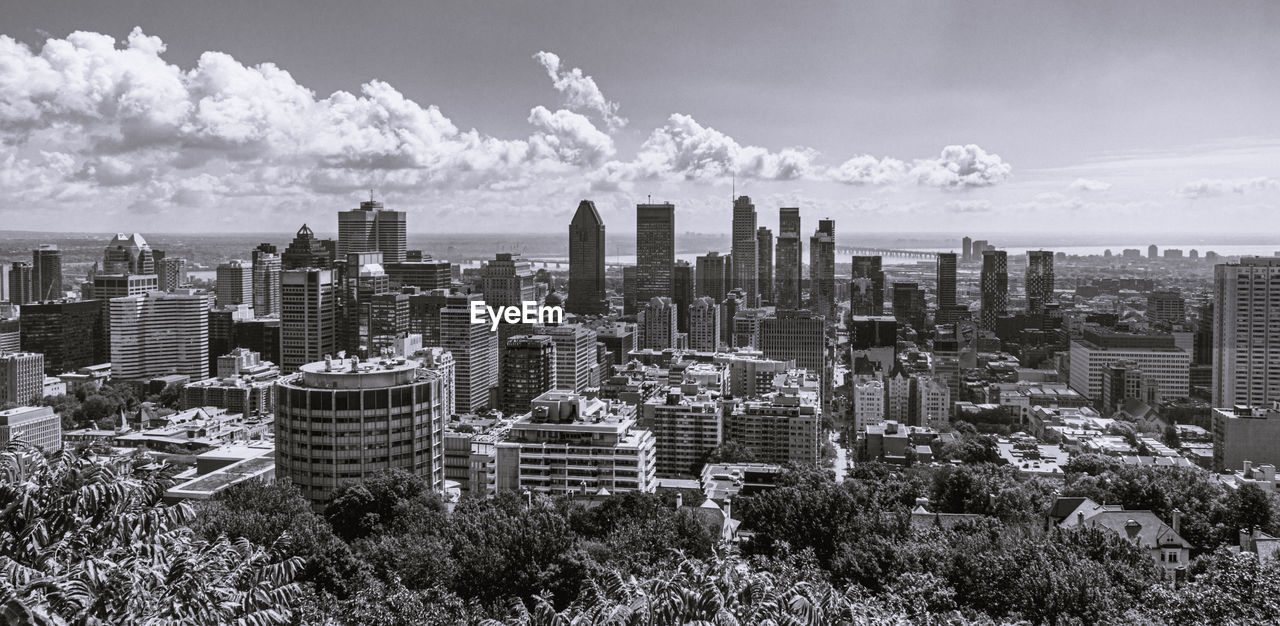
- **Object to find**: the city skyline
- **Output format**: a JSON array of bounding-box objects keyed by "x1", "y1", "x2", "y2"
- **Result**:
[{"x1": 2, "y1": 1, "x2": 1279, "y2": 235}]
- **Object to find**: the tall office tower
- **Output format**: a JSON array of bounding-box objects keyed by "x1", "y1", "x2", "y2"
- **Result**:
[
  {"x1": 1213, "y1": 257, "x2": 1280, "y2": 407},
  {"x1": 282, "y1": 224, "x2": 336, "y2": 270},
  {"x1": 0, "y1": 352, "x2": 44, "y2": 406},
  {"x1": 808, "y1": 219, "x2": 836, "y2": 317},
  {"x1": 408, "y1": 289, "x2": 450, "y2": 346},
  {"x1": 533, "y1": 323, "x2": 598, "y2": 393},
  {"x1": 1148, "y1": 290, "x2": 1187, "y2": 324},
  {"x1": 962, "y1": 236, "x2": 973, "y2": 263},
  {"x1": 367, "y1": 292, "x2": 410, "y2": 356},
  {"x1": 1025, "y1": 250, "x2": 1055, "y2": 314},
  {"x1": 275, "y1": 355, "x2": 447, "y2": 502},
  {"x1": 775, "y1": 207, "x2": 803, "y2": 309},
  {"x1": 156, "y1": 257, "x2": 187, "y2": 291},
  {"x1": 251, "y1": 243, "x2": 278, "y2": 265},
  {"x1": 759, "y1": 309, "x2": 826, "y2": 380},
  {"x1": 672, "y1": 261, "x2": 694, "y2": 334},
  {"x1": 502, "y1": 335, "x2": 556, "y2": 415},
  {"x1": 979, "y1": 250, "x2": 1008, "y2": 330},
  {"x1": 622, "y1": 266, "x2": 637, "y2": 315},
  {"x1": 757, "y1": 226, "x2": 773, "y2": 305},
  {"x1": 892, "y1": 282, "x2": 926, "y2": 331},
  {"x1": 338, "y1": 198, "x2": 407, "y2": 263},
  {"x1": 567, "y1": 200, "x2": 608, "y2": 315},
  {"x1": 251, "y1": 253, "x2": 282, "y2": 316},
  {"x1": 971, "y1": 240, "x2": 989, "y2": 257},
  {"x1": 482, "y1": 253, "x2": 537, "y2": 308},
  {"x1": 7, "y1": 263, "x2": 32, "y2": 305},
  {"x1": 635, "y1": 202, "x2": 675, "y2": 303},
  {"x1": 936, "y1": 252, "x2": 958, "y2": 324},
  {"x1": 0, "y1": 262, "x2": 9, "y2": 301},
  {"x1": 688, "y1": 296, "x2": 721, "y2": 351},
  {"x1": 215, "y1": 260, "x2": 253, "y2": 308},
  {"x1": 695, "y1": 252, "x2": 729, "y2": 303},
  {"x1": 720, "y1": 291, "x2": 741, "y2": 346},
  {"x1": 1148, "y1": 244, "x2": 1159, "y2": 259},
  {"x1": 102, "y1": 233, "x2": 155, "y2": 275},
  {"x1": 230, "y1": 318, "x2": 282, "y2": 366},
  {"x1": 441, "y1": 293, "x2": 499, "y2": 413},
  {"x1": 340, "y1": 252, "x2": 391, "y2": 357},
  {"x1": 850, "y1": 256, "x2": 885, "y2": 316},
  {"x1": 637, "y1": 296, "x2": 678, "y2": 349},
  {"x1": 31, "y1": 245, "x2": 62, "y2": 302},
  {"x1": 109, "y1": 290, "x2": 211, "y2": 381},
  {"x1": 731, "y1": 196, "x2": 758, "y2": 305},
  {"x1": 19, "y1": 300, "x2": 108, "y2": 375},
  {"x1": 280, "y1": 269, "x2": 337, "y2": 373}
]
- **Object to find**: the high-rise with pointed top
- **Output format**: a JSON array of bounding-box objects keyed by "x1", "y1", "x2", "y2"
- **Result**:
[{"x1": 567, "y1": 200, "x2": 608, "y2": 315}]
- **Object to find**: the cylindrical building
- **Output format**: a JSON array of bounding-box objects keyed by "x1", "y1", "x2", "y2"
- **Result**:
[{"x1": 275, "y1": 356, "x2": 446, "y2": 503}]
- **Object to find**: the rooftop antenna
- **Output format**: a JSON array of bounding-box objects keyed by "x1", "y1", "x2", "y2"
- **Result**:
[
  {"x1": 369, "y1": 188, "x2": 374, "y2": 202},
  {"x1": 732, "y1": 172, "x2": 735, "y2": 200}
]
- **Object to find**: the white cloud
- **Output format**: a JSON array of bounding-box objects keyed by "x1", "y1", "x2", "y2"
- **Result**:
[
  {"x1": 534, "y1": 51, "x2": 626, "y2": 131},
  {"x1": 1174, "y1": 177, "x2": 1280, "y2": 198},
  {"x1": 1069, "y1": 178, "x2": 1111, "y2": 192},
  {"x1": 829, "y1": 145, "x2": 1011, "y2": 189}
]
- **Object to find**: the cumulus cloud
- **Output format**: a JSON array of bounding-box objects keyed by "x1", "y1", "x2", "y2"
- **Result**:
[
  {"x1": 534, "y1": 51, "x2": 626, "y2": 131},
  {"x1": 829, "y1": 144, "x2": 1011, "y2": 189},
  {"x1": 590, "y1": 113, "x2": 818, "y2": 188},
  {"x1": 1069, "y1": 178, "x2": 1112, "y2": 192},
  {"x1": 1174, "y1": 177, "x2": 1280, "y2": 199}
]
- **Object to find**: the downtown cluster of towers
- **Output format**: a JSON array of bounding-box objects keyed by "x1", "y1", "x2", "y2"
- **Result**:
[{"x1": 566, "y1": 196, "x2": 840, "y2": 321}]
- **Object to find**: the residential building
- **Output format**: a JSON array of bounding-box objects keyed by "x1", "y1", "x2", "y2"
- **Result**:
[
  {"x1": 1025, "y1": 250, "x2": 1054, "y2": 314},
  {"x1": 109, "y1": 290, "x2": 210, "y2": 381},
  {"x1": 1213, "y1": 257, "x2": 1280, "y2": 407},
  {"x1": 0, "y1": 352, "x2": 44, "y2": 407},
  {"x1": 642, "y1": 389, "x2": 723, "y2": 477},
  {"x1": 980, "y1": 250, "x2": 1008, "y2": 330},
  {"x1": 688, "y1": 297, "x2": 720, "y2": 352},
  {"x1": 441, "y1": 293, "x2": 499, "y2": 414},
  {"x1": 638, "y1": 296, "x2": 678, "y2": 350}
]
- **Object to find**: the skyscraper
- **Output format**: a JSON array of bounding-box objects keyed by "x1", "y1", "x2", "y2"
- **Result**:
[
  {"x1": 340, "y1": 252, "x2": 391, "y2": 357},
  {"x1": 280, "y1": 268, "x2": 337, "y2": 373},
  {"x1": 109, "y1": 290, "x2": 211, "y2": 381},
  {"x1": 441, "y1": 293, "x2": 499, "y2": 414},
  {"x1": 672, "y1": 260, "x2": 694, "y2": 334},
  {"x1": 7, "y1": 263, "x2": 32, "y2": 305},
  {"x1": 637, "y1": 296, "x2": 678, "y2": 349},
  {"x1": 31, "y1": 245, "x2": 62, "y2": 302},
  {"x1": 251, "y1": 253, "x2": 282, "y2": 316},
  {"x1": 731, "y1": 196, "x2": 758, "y2": 306},
  {"x1": 636, "y1": 202, "x2": 675, "y2": 303},
  {"x1": 281, "y1": 224, "x2": 336, "y2": 270},
  {"x1": 962, "y1": 236, "x2": 972, "y2": 263},
  {"x1": 695, "y1": 252, "x2": 729, "y2": 303},
  {"x1": 567, "y1": 200, "x2": 608, "y2": 315},
  {"x1": 338, "y1": 198, "x2": 407, "y2": 263},
  {"x1": 1148, "y1": 244, "x2": 1159, "y2": 259},
  {"x1": 103, "y1": 233, "x2": 155, "y2": 275},
  {"x1": 157, "y1": 257, "x2": 187, "y2": 291},
  {"x1": 502, "y1": 335, "x2": 556, "y2": 415},
  {"x1": 850, "y1": 256, "x2": 884, "y2": 316},
  {"x1": 19, "y1": 300, "x2": 108, "y2": 375},
  {"x1": 533, "y1": 323, "x2": 598, "y2": 393},
  {"x1": 1025, "y1": 250, "x2": 1055, "y2": 314},
  {"x1": 1213, "y1": 257, "x2": 1280, "y2": 407},
  {"x1": 688, "y1": 296, "x2": 720, "y2": 351},
  {"x1": 757, "y1": 226, "x2": 773, "y2": 305},
  {"x1": 936, "y1": 252, "x2": 958, "y2": 325},
  {"x1": 808, "y1": 219, "x2": 836, "y2": 317},
  {"x1": 215, "y1": 260, "x2": 253, "y2": 308},
  {"x1": 980, "y1": 250, "x2": 1008, "y2": 330},
  {"x1": 482, "y1": 253, "x2": 537, "y2": 308},
  {"x1": 775, "y1": 207, "x2": 803, "y2": 309}
]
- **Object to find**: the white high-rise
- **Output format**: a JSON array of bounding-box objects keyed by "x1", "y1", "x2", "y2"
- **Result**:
[
  {"x1": 1214, "y1": 257, "x2": 1280, "y2": 407},
  {"x1": 110, "y1": 290, "x2": 211, "y2": 380}
]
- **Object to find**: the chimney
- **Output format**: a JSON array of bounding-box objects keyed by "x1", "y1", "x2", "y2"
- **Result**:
[
  {"x1": 676, "y1": 493, "x2": 683, "y2": 510},
  {"x1": 723, "y1": 497, "x2": 732, "y2": 521},
  {"x1": 1077, "y1": 512, "x2": 1085, "y2": 526},
  {"x1": 1244, "y1": 460, "x2": 1253, "y2": 476},
  {"x1": 1172, "y1": 509, "x2": 1182, "y2": 535}
]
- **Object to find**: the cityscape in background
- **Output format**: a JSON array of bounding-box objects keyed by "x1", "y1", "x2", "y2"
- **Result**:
[{"x1": 2, "y1": 3, "x2": 1280, "y2": 624}]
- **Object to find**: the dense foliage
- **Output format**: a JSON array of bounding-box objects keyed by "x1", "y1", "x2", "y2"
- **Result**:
[{"x1": 4, "y1": 445, "x2": 1279, "y2": 624}]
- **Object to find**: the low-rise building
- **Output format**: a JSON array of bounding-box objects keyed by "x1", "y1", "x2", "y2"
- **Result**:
[
  {"x1": 0, "y1": 406, "x2": 61, "y2": 452},
  {"x1": 1049, "y1": 496, "x2": 1193, "y2": 580},
  {"x1": 162, "y1": 441, "x2": 276, "y2": 502},
  {"x1": 1212, "y1": 404, "x2": 1280, "y2": 472}
]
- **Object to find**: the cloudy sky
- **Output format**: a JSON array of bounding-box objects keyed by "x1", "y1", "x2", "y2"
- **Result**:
[{"x1": 1, "y1": 0, "x2": 1278, "y2": 236}]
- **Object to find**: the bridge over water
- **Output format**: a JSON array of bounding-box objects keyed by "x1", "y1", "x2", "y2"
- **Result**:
[{"x1": 837, "y1": 247, "x2": 939, "y2": 260}]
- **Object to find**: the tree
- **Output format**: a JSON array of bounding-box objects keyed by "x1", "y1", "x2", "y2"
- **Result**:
[
  {"x1": 704, "y1": 440, "x2": 756, "y2": 464},
  {"x1": 1225, "y1": 483, "x2": 1273, "y2": 535},
  {"x1": 325, "y1": 468, "x2": 444, "y2": 541},
  {"x1": 0, "y1": 443, "x2": 303, "y2": 623}
]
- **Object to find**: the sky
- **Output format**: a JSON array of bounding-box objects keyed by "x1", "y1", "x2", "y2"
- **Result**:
[{"x1": 1, "y1": 0, "x2": 1278, "y2": 237}]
